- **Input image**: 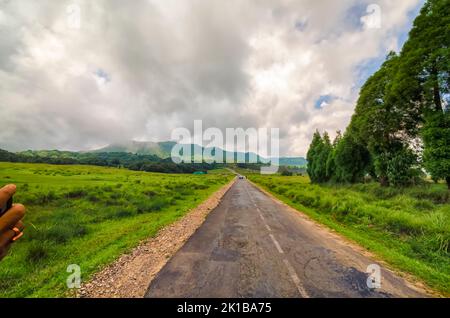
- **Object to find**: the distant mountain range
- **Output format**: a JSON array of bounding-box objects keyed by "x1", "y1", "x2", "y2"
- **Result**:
[
  {"x1": 93, "y1": 140, "x2": 307, "y2": 167},
  {"x1": 275, "y1": 157, "x2": 308, "y2": 167}
]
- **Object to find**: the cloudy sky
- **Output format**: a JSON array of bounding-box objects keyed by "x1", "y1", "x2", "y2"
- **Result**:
[{"x1": 0, "y1": 0, "x2": 423, "y2": 156}]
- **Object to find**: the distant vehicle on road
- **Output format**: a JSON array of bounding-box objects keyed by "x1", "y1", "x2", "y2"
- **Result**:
[{"x1": 238, "y1": 175, "x2": 245, "y2": 180}]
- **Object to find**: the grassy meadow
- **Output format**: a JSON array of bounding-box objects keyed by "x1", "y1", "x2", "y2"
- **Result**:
[
  {"x1": 246, "y1": 173, "x2": 450, "y2": 295},
  {"x1": 0, "y1": 162, "x2": 232, "y2": 297}
]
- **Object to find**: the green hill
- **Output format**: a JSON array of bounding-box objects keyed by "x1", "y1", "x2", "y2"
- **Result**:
[
  {"x1": 93, "y1": 141, "x2": 176, "y2": 158},
  {"x1": 92, "y1": 140, "x2": 307, "y2": 166}
]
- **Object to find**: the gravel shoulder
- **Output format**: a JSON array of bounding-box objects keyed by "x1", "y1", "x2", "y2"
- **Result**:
[{"x1": 79, "y1": 179, "x2": 235, "y2": 298}]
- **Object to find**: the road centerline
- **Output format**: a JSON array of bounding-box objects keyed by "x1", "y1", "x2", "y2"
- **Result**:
[
  {"x1": 283, "y1": 259, "x2": 309, "y2": 298},
  {"x1": 269, "y1": 233, "x2": 284, "y2": 254}
]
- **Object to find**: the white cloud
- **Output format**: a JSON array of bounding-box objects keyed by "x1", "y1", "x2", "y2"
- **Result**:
[{"x1": 0, "y1": 0, "x2": 423, "y2": 155}]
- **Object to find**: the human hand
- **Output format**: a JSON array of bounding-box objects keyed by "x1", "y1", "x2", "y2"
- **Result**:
[{"x1": 0, "y1": 184, "x2": 25, "y2": 261}]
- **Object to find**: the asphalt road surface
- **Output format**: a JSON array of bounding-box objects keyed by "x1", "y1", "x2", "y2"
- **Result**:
[{"x1": 145, "y1": 179, "x2": 427, "y2": 298}]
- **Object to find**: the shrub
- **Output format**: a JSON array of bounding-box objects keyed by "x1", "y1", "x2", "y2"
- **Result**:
[
  {"x1": 87, "y1": 194, "x2": 100, "y2": 202},
  {"x1": 26, "y1": 243, "x2": 49, "y2": 264},
  {"x1": 383, "y1": 213, "x2": 422, "y2": 236},
  {"x1": 66, "y1": 189, "x2": 87, "y2": 199},
  {"x1": 280, "y1": 168, "x2": 293, "y2": 176},
  {"x1": 371, "y1": 186, "x2": 399, "y2": 199},
  {"x1": 409, "y1": 187, "x2": 449, "y2": 204},
  {"x1": 414, "y1": 199, "x2": 435, "y2": 211},
  {"x1": 32, "y1": 223, "x2": 88, "y2": 244},
  {"x1": 37, "y1": 191, "x2": 58, "y2": 204},
  {"x1": 192, "y1": 183, "x2": 209, "y2": 190},
  {"x1": 109, "y1": 192, "x2": 121, "y2": 200},
  {"x1": 148, "y1": 197, "x2": 172, "y2": 211},
  {"x1": 102, "y1": 185, "x2": 113, "y2": 192},
  {"x1": 114, "y1": 209, "x2": 135, "y2": 218},
  {"x1": 276, "y1": 186, "x2": 288, "y2": 195},
  {"x1": 294, "y1": 192, "x2": 315, "y2": 207},
  {"x1": 143, "y1": 189, "x2": 158, "y2": 198},
  {"x1": 48, "y1": 226, "x2": 74, "y2": 243}
]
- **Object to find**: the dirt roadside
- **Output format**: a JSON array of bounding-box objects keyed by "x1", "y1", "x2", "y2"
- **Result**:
[{"x1": 78, "y1": 178, "x2": 235, "y2": 298}]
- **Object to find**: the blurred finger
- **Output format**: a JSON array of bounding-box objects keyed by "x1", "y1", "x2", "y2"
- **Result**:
[
  {"x1": 0, "y1": 204, "x2": 25, "y2": 234},
  {"x1": 11, "y1": 229, "x2": 23, "y2": 242},
  {"x1": 15, "y1": 220, "x2": 25, "y2": 232},
  {"x1": 0, "y1": 184, "x2": 16, "y2": 208},
  {"x1": 0, "y1": 229, "x2": 15, "y2": 252}
]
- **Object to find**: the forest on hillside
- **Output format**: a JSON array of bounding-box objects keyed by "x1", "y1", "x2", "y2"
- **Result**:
[{"x1": 0, "y1": 149, "x2": 215, "y2": 174}]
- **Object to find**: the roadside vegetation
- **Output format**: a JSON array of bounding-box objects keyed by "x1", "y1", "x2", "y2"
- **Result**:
[
  {"x1": 0, "y1": 162, "x2": 232, "y2": 297},
  {"x1": 247, "y1": 173, "x2": 449, "y2": 295}
]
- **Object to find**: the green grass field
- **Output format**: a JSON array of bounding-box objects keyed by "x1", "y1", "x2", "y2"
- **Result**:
[
  {"x1": 246, "y1": 173, "x2": 450, "y2": 295},
  {"x1": 0, "y1": 163, "x2": 232, "y2": 297}
]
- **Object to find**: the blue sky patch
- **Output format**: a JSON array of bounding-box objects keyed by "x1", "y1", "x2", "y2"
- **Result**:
[
  {"x1": 352, "y1": 1, "x2": 424, "y2": 90},
  {"x1": 344, "y1": 2, "x2": 369, "y2": 31},
  {"x1": 315, "y1": 95, "x2": 336, "y2": 109}
]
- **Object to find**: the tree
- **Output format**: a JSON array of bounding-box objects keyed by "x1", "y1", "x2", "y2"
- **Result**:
[
  {"x1": 392, "y1": 0, "x2": 450, "y2": 188},
  {"x1": 306, "y1": 130, "x2": 323, "y2": 183},
  {"x1": 280, "y1": 167, "x2": 293, "y2": 176},
  {"x1": 392, "y1": 0, "x2": 449, "y2": 116},
  {"x1": 313, "y1": 132, "x2": 332, "y2": 183},
  {"x1": 334, "y1": 134, "x2": 371, "y2": 183},
  {"x1": 326, "y1": 150, "x2": 335, "y2": 181},
  {"x1": 348, "y1": 52, "x2": 422, "y2": 186},
  {"x1": 386, "y1": 147, "x2": 419, "y2": 187},
  {"x1": 422, "y1": 111, "x2": 450, "y2": 188},
  {"x1": 326, "y1": 131, "x2": 342, "y2": 181}
]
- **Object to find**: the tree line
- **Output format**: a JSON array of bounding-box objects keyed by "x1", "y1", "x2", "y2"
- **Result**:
[
  {"x1": 307, "y1": 0, "x2": 449, "y2": 188},
  {"x1": 0, "y1": 149, "x2": 215, "y2": 174}
]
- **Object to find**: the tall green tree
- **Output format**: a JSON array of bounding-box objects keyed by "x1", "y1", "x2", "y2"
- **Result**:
[
  {"x1": 314, "y1": 132, "x2": 332, "y2": 183},
  {"x1": 392, "y1": 0, "x2": 450, "y2": 187},
  {"x1": 306, "y1": 130, "x2": 323, "y2": 183},
  {"x1": 392, "y1": 0, "x2": 449, "y2": 116},
  {"x1": 334, "y1": 134, "x2": 371, "y2": 183},
  {"x1": 422, "y1": 111, "x2": 450, "y2": 188},
  {"x1": 326, "y1": 131, "x2": 342, "y2": 181},
  {"x1": 349, "y1": 52, "x2": 416, "y2": 186}
]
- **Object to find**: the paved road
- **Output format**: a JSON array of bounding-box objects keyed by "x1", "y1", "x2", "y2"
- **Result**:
[{"x1": 145, "y1": 179, "x2": 426, "y2": 298}]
